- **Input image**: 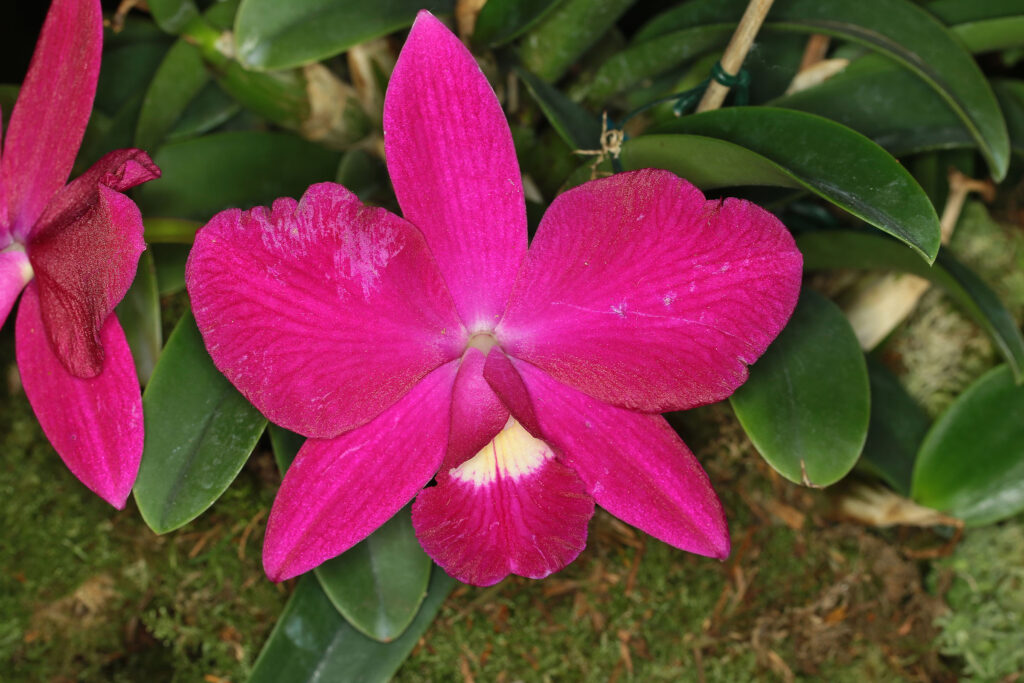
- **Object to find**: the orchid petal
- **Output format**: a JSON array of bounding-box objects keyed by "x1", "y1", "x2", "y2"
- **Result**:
[
  {"x1": 504, "y1": 359, "x2": 730, "y2": 560},
  {"x1": 263, "y1": 362, "x2": 457, "y2": 581},
  {"x1": 0, "y1": 246, "x2": 31, "y2": 330},
  {"x1": 187, "y1": 183, "x2": 464, "y2": 439},
  {"x1": 446, "y1": 348, "x2": 509, "y2": 470},
  {"x1": 3, "y1": 0, "x2": 102, "y2": 237},
  {"x1": 384, "y1": 11, "x2": 526, "y2": 331},
  {"x1": 27, "y1": 149, "x2": 158, "y2": 377},
  {"x1": 499, "y1": 169, "x2": 803, "y2": 413},
  {"x1": 413, "y1": 418, "x2": 594, "y2": 586},
  {"x1": 1, "y1": 107, "x2": 8, "y2": 241},
  {"x1": 15, "y1": 283, "x2": 143, "y2": 508}
]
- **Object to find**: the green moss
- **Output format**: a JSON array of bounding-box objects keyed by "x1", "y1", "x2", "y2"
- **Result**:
[
  {"x1": 398, "y1": 404, "x2": 949, "y2": 681},
  {"x1": 0, "y1": 386, "x2": 287, "y2": 682},
  {"x1": 882, "y1": 200, "x2": 1023, "y2": 418},
  {"x1": 0, "y1": 376, "x2": 960, "y2": 682},
  {"x1": 931, "y1": 518, "x2": 1024, "y2": 680}
]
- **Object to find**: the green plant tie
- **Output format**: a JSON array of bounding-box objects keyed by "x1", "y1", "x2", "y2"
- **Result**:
[{"x1": 600, "y1": 62, "x2": 751, "y2": 173}]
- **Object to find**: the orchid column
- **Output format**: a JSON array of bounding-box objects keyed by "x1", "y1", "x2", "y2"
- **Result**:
[{"x1": 0, "y1": 0, "x2": 160, "y2": 507}]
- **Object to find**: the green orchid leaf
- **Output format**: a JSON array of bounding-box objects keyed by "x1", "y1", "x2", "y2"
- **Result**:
[
  {"x1": 770, "y1": 55, "x2": 975, "y2": 158},
  {"x1": 797, "y1": 230, "x2": 1024, "y2": 382},
  {"x1": 146, "y1": 0, "x2": 201, "y2": 34},
  {"x1": 151, "y1": 244, "x2": 191, "y2": 295},
  {"x1": 268, "y1": 426, "x2": 433, "y2": 642},
  {"x1": 928, "y1": 0, "x2": 1024, "y2": 51},
  {"x1": 912, "y1": 365, "x2": 1024, "y2": 525},
  {"x1": 517, "y1": 66, "x2": 601, "y2": 151},
  {"x1": 335, "y1": 149, "x2": 393, "y2": 205},
  {"x1": 234, "y1": 0, "x2": 454, "y2": 71},
  {"x1": 134, "y1": 313, "x2": 267, "y2": 534},
  {"x1": 94, "y1": 40, "x2": 171, "y2": 117},
  {"x1": 268, "y1": 424, "x2": 304, "y2": 473},
  {"x1": 143, "y1": 218, "x2": 202, "y2": 244},
  {"x1": 135, "y1": 40, "x2": 209, "y2": 151},
  {"x1": 115, "y1": 250, "x2": 162, "y2": 385},
  {"x1": 641, "y1": 108, "x2": 941, "y2": 261},
  {"x1": 165, "y1": 82, "x2": 242, "y2": 143},
  {"x1": 579, "y1": 24, "x2": 733, "y2": 103},
  {"x1": 633, "y1": 0, "x2": 1010, "y2": 180},
  {"x1": 731, "y1": 289, "x2": 870, "y2": 487},
  {"x1": 994, "y1": 80, "x2": 1024, "y2": 157},
  {"x1": 860, "y1": 358, "x2": 930, "y2": 496},
  {"x1": 518, "y1": 0, "x2": 638, "y2": 83},
  {"x1": 135, "y1": 131, "x2": 341, "y2": 221},
  {"x1": 248, "y1": 569, "x2": 455, "y2": 682},
  {"x1": 473, "y1": 0, "x2": 563, "y2": 47},
  {"x1": 314, "y1": 508, "x2": 432, "y2": 642}
]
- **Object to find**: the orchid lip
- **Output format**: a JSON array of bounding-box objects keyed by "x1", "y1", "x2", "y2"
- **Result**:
[{"x1": 450, "y1": 416, "x2": 550, "y2": 485}]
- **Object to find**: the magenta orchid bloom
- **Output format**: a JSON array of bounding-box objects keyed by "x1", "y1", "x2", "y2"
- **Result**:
[
  {"x1": 186, "y1": 12, "x2": 801, "y2": 585},
  {"x1": 0, "y1": 0, "x2": 159, "y2": 507}
]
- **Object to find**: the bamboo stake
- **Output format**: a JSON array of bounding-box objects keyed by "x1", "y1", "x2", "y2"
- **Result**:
[{"x1": 696, "y1": 0, "x2": 775, "y2": 112}]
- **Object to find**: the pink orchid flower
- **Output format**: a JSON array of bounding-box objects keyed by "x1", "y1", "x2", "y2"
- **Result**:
[
  {"x1": 0, "y1": 0, "x2": 159, "y2": 507},
  {"x1": 186, "y1": 12, "x2": 801, "y2": 585}
]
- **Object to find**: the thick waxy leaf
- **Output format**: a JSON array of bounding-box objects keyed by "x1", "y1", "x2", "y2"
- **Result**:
[
  {"x1": 473, "y1": 0, "x2": 562, "y2": 46},
  {"x1": 913, "y1": 365, "x2": 1024, "y2": 525},
  {"x1": 797, "y1": 230, "x2": 1024, "y2": 382},
  {"x1": 268, "y1": 424, "x2": 304, "y2": 473},
  {"x1": 135, "y1": 40, "x2": 209, "y2": 151},
  {"x1": 641, "y1": 108, "x2": 941, "y2": 261},
  {"x1": 146, "y1": 0, "x2": 201, "y2": 34},
  {"x1": 269, "y1": 426, "x2": 433, "y2": 642},
  {"x1": 334, "y1": 149, "x2": 392, "y2": 204},
  {"x1": 134, "y1": 131, "x2": 341, "y2": 220},
  {"x1": 579, "y1": 24, "x2": 733, "y2": 103},
  {"x1": 517, "y1": 67, "x2": 601, "y2": 151},
  {"x1": 928, "y1": 0, "x2": 1024, "y2": 52},
  {"x1": 152, "y1": 244, "x2": 191, "y2": 295},
  {"x1": 166, "y1": 82, "x2": 241, "y2": 143},
  {"x1": 234, "y1": 0, "x2": 454, "y2": 70},
  {"x1": 518, "y1": 0, "x2": 637, "y2": 83},
  {"x1": 115, "y1": 250, "x2": 162, "y2": 385},
  {"x1": 143, "y1": 218, "x2": 201, "y2": 244},
  {"x1": 634, "y1": 0, "x2": 1010, "y2": 180},
  {"x1": 731, "y1": 290, "x2": 870, "y2": 487},
  {"x1": 134, "y1": 313, "x2": 267, "y2": 533},
  {"x1": 248, "y1": 569, "x2": 456, "y2": 682},
  {"x1": 771, "y1": 56, "x2": 974, "y2": 158},
  {"x1": 994, "y1": 80, "x2": 1024, "y2": 156},
  {"x1": 315, "y1": 509, "x2": 431, "y2": 641},
  {"x1": 860, "y1": 358, "x2": 930, "y2": 496}
]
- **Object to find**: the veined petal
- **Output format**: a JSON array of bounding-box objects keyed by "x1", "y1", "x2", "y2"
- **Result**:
[
  {"x1": 15, "y1": 284, "x2": 143, "y2": 508},
  {"x1": 384, "y1": 11, "x2": 526, "y2": 331},
  {"x1": 498, "y1": 170, "x2": 802, "y2": 413},
  {"x1": 0, "y1": 246, "x2": 32, "y2": 329},
  {"x1": 27, "y1": 149, "x2": 158, "y2": 377},
  {"x1": 413, "y1": 417, "x2": 594, "y2": 586},
  {"x1": 187, "y1": 182, "x2": 464, "y2": 439},
  {"x1": 263, "y1": 362, "x2": 457, "y2": 581},
  {"x1": 4, "y1": 0, "x2": 102, "y2": 237},
  {"x1": 447, "y1": 347, "x2": 508, "y2": 470},
  {"x1": 504, "y1": 359, "x2": 730, "y2": 560}
]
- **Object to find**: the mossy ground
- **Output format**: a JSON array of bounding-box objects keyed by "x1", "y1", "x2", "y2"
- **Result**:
[
  {"x1": 0, "y1": 385, "x2": 961, "y2": 682},
  {"x1": 2, "y1": 201, "x2": 1022, "y2": 681}
]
